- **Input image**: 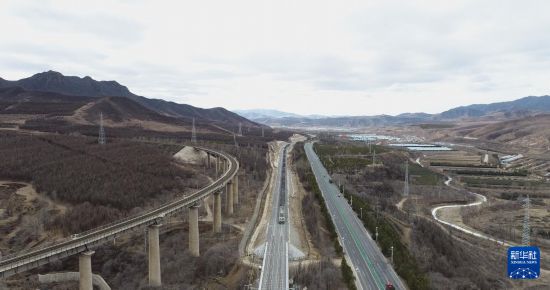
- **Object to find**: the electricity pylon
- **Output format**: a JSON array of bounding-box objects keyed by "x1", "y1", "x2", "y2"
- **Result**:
[
  {"x1": 238, "y1": 122, "x2": 243, "y2": 136},
  {"x1": 191, "y1": 118, "x2": 197, "y2": 143},
  {"x1": 522, "y1": 195, "x2": 531, "y2": 246},
  {"x1": 98, "y1": 112, "x2": 106, "y2": 145},
  {"x1": 404, "y1": 161, "x2": 409, "y2": 197}
]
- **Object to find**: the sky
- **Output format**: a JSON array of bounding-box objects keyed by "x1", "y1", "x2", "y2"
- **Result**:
[{"x1": 1, "y1": 0, "x2": 549, "y2": 116}]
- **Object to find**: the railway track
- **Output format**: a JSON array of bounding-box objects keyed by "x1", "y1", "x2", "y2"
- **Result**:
[{"x1": 0, "y1": 146, "x2": 238, "y2": 278}]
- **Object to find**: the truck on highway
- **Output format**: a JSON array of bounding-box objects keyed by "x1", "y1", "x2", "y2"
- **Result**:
[{"x1": 278, "y1": 206, "x2": 285, "y2": 224}]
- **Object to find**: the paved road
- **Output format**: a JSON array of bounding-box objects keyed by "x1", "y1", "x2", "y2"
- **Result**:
[
  {"x1": 432, "y1": 177, "x2": 512, "y2": 246},
  {"x1": 259, "y1": 144, "x2": 289, "y2": 290},
  {"x1": 305, "y1": 142, "x2": 405, "y2": 290}
]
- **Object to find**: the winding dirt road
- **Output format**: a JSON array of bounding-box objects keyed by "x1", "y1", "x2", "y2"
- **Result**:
[{"x1": 431, "y1": 177, "x2": 513, "y2": 246}]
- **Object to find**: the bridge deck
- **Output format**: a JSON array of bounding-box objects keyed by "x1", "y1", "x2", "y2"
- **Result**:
[{"x1": 0, "y1": 146, "x2": 239, "y2": 278}]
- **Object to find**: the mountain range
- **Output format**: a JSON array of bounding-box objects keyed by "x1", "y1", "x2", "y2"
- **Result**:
[
  {"x1": 0, "y1": 71, "x2": 258, "y2": 129},
  {"x1": 233, "y1": 109, "x2": 326, "y2": 120},
  {"x1": 238, "y1": 95, "x2": 550, "y2": 128},
  {"x1": 3, "y1": 70, "x2": 549, "y2": 135}
]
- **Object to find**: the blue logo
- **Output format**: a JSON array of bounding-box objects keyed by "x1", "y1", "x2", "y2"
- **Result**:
[{"x1": 507, "y1": 246, "x2": 540, "y2": 279}]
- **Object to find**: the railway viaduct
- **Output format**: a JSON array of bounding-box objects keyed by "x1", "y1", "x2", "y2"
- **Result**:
[{"x1": 0, "y1": 146, "x2": 240, "y2": 289}]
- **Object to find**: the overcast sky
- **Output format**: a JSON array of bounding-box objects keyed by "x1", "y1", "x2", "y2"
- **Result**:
[{"x1": 1, "y1": 0, "x2": 549, "y2": 116}]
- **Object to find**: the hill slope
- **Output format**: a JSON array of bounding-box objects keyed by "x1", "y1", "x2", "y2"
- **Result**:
[
  {"x1": 445, "y1": 113, "x2": 550, "y2": 151},
  {"x1": 0, "y1": 86, "x2": 234, "y2": 136},
  {"x1": 0, "y1": 71, "x2": 258, "y2": 128}
]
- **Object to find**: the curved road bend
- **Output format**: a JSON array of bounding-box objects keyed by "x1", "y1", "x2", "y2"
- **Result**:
[
  {"x1": 305, "y1": 142, "x2": 406, "y2": 290},
  {"x1": 259, "y1": 144, "x2": 289, "y2": 290},
  {"x1": 432, "y1": 177, "x2": 512, "y2": 246},
  {"x1": 0, "y1": 146, "x2": 239, "y2": 278}
]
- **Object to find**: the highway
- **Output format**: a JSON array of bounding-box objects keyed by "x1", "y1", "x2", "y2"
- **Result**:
[
  {"x1": 259, "y1": 144, "x2": 289, "y2": 290},
  {"x1": 304, "y1": 142, "x2": 405, "y2": 290},
  {"x1": 0, "y1": 146, "x2": 238, "y2": 278}
]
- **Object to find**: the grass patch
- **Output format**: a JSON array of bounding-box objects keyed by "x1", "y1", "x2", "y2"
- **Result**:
[
  {"x1": 409, "y1": 163, "x2": 442, "y2": 185},
  {"x1": 294, "y1": 144, "x2": 341, "y2": 253},
  {"x1": 313, "y1": 143, "x2": 389, "y2": 174},
  {"x1": 417, "y1": 123, "x2": 455, "y2": 129},
  {"x1": 452, "y1": 169, "x2": 528, "y2": 176},
  {"x1": 314, "y1": 143, "x2": 388, "y2": 156},
  {"x1": 429, "y1": 162, "x2": 496, "y2": 168},
  {"x1": 341, "y1": 257, "x2": 357, "y2": 290},
  {"x1": 462, "y1": 177, "x2": 548, "y2": 188}
]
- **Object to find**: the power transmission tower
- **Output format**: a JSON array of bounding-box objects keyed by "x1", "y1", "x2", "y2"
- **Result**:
[
  {"x1": 522, "y1": 195, "x2": 531, "y2": 246},
  {"x1": 98, "y1": 112, "x2": 106, "y2": 145},
  {"x1": 372, "y1": 148, "x2": 376, "y2": 165},
  {"x1": 404, "y1": 161, "x2": 409, "y2": 197},
  {"x1": 261, "y1": 127, "x2": 264, "y2": 138},
  {"x1": 191, "y1": 118, "x2": 197, "y2": 143},
  {"x1": 238, "y1": 122, "x2": 243, "y2": 136}
]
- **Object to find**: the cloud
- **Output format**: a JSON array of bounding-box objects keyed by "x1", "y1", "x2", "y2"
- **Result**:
[
  {"x1": 11, "y1": 2, "x2": 143, "y2": 44},
  {"x1": 0, "y1": 0, "x2": 549, "y2": 115}
]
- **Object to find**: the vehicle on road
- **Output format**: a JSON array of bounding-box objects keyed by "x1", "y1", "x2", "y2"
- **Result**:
[
  {"x1": 278, "y1": 206, "x2": 285, "y2": 224},
  {"x1": 386, "y1": 282, "x2": 395, "y2": 290}
]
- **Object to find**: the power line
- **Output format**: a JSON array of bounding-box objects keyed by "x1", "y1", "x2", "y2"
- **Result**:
[{"x1": 98, "y1": 112, "x2": 106, "y2": 145}]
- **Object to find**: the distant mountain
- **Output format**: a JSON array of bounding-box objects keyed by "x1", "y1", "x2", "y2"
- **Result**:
[
  {"x1": 0, "y1": 71, "x2": 259, "y2": 129},
  {"x1": 438, "y1": 95, "x2": 550, "y2": 119},
  {"x1": 0, "y1": 71, "x2": 134, "y2": 98},
  {"x1": 250, "y1": 95, "x2": 550, "y2": 128},
  {"x1": 234, "y1": 109, "x2": 304, "y2": 120}
]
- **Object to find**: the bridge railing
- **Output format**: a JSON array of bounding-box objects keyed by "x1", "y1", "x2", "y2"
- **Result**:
[{"x1": 0, "y1": 146, "x2": 238, "y2": 273}]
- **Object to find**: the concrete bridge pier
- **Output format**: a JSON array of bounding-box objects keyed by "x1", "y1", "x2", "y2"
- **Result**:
[
  {"x1": 189, "y1": 203, "x2": 200, "y2": 256},
  {"x1": 79, "y1": 251, "x2": 94, "y2": 290},
  {"x1": 213, "y1": 191, "x2": 222, "y2": 233},
  {"x1": 233, "y1": 175, "x2": 239, "y2": 205},
  {"x1": 215, "y1": 157, "x2": 220, "y2": 176},
  {"x1": 148, "y1": 224, "x2": 162, "y2": 287},
  {"x1": 226, "y1": 181, "x2": 234, "y2": 215},
  {"x1": 206, "y1": 153, "x2": 211, "y2": 168}
]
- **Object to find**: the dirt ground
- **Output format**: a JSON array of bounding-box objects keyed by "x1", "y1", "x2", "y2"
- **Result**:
[
  {"x1": 287, "y1": 139, "x2": 316, "y2": 259},
  {"x1": 0, "y1": 181, "x2": 68, "y2": 258},
  {"x1": 249, "y1": 141, "x2": 284, "y2": 252},
  {"x1": 173, "y1": 146, "x2": 209, "y2": 165}
]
